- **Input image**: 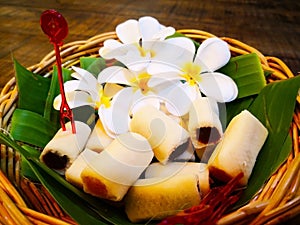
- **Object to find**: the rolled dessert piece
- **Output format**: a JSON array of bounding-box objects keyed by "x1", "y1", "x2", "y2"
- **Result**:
[
  {"x1": 144, "y1": 162, "x2": 210, "y2": 195},
  {"x1": 125, "y1": 174, "x2": 201, "y2": 223},
  {"x1": 40, "y1": 121, "x2": 91, "y2": 173},
  {"x1": 188, "y1": 96, "x2": 223, "y2": 159},
  {"x1": 208, "y1": 110, "x2": 268, "y2": 186},
  {"x1": 130, "y1": 105, "x2": 190, "y2": 164},
  {"x1": 81, "y1": 132, "x2": 153, "y2": 201},
  {"x1": 65, "y1": 148, "x2": 98, "y2": 188},
  {"x1": 85, "y1": 119, "x2": 113, "y2": 153}
]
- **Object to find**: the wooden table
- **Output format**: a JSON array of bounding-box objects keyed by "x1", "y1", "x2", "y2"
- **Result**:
[
  {"x1": 0, "y1": 0, "x2": 300, "y2": 224},
  {"x1": 1, "y1": 0, "x2": 300, "y2": 91}
]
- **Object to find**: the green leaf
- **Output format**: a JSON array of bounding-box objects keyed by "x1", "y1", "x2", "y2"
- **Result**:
[
  {"x1": 44, "y1": 66, "x2": 72, "y2": 125},
  {"x1": 10, "y1": 109, "x2": 57, "y2": 148},
  {"x1": 80, "y1": 57, "x2": 107, "y2": 76},
  {"x1": 14, "y1": 59, "x2": 51, "y2": 115},
  {"x1": 235, "y1": 75, "x2": 300, "y2": 207},
  {"x1": 219, "y1": 53, "x2": 266, "y2": 99},
  {"x1": 20, "y1": 145, "x2": 40, "y2": 181},
  {"x1": 224, "y1": 97, "x2": 255, "y2": 126}
]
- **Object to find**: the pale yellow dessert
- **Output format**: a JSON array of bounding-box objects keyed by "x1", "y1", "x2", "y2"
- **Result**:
[
  {"x1": 125, "y1": 175, "x2": 201, "y2": 223},
  {"x1": 208, "y1": 110, "x2": 268, "y2": 186},
  {"x1": 145, "y1": 162, "x2": 210, "y2": 195},
  {"x1": 65, "y1": 148, "x2": 98, "y2": 188},
  {"x1": 85, "y1": 119, "x2": 113, "y2": 153},
  {"x1": 40, "y1": 121, "x2": 91, "y2": 173},
  {"x1": 188, "y1": 96, "x2": 223, "y2": 159},
  {"x1": 130, "y1": 105, "x2": 190, "y2": 164},
  {"x1": 81, "y1": 132, "x2": 153, "y2": 201}
]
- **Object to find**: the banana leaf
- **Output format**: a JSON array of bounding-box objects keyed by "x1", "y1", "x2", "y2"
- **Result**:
[
  {"x1": 235, "y1": 75, "x2": 300, "y2": 207},
  {"x1": 14, "y1": 59, "x2": 51, "y2": 115},
  {"x1": 10, "y1": 109, "x2": 58, "y2": 148},
  {"x1": 80, "y1": 57, "x2": 107, "y2": 76},
  {"x1": 218, "y1": 53, "x2": 266, "y2": 98}
]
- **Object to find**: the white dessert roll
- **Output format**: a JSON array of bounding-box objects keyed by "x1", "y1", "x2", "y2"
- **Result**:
[
  {"x1": 125, "y1": 175, "x2": 201, "y2": 223},
  {"x1": 145, "y1": 162, "x2": 210, "y2": 195},
  {"x1": 65, "y1": 148, "x2": 98, "y2": 188},
  {"x1": 81, "y1": 132, "x2": 153, "y2": 201},
  {"x1": 208, "y1": 110, "x2": 268, "y2": 186},
  {"x1": 40, "y1": 121, "x2": 91, "y2": 172},
  {"x1": 85, "y1": 119, "x2": 113, "y2": 153},
  {"x1": 130, "y1": 105, "x2": 190, "y2": 164},
  {"x1": 188, "y1": 96, "x2": 223, "y2": 149}
]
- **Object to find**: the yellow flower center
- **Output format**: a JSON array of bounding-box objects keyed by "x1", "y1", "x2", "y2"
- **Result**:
[
  {"x1": 181, "y1": 62, "x2": 202, "y2": 86},
  {"x1": 136, "y1": 43, "x2": 156, "y2": 58},
  {"x1": 94, "y1": 87, "x2": 112, "y2": 109},
  {"x1": 130, "y1": 71, "x2": 151, "y2": 95}
]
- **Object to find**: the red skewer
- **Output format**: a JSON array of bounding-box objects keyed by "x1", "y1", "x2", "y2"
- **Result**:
[{"x1": 40, "y1": 9, "x2": 76, "y2": 133}]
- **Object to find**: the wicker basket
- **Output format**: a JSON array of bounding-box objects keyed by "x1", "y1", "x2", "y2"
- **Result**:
[{"x1": 0, "y1": 29, "x2": 299, "y2": 225}]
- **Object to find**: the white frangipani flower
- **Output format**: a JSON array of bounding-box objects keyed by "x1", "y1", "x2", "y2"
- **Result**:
[
  {"x1": 148, "y1": 37, "x2": 238, "y2": 116},
  {"x1": 97, "y1": 65, "x2": 181, "y2": 137},
  {"x1": 53, "y1": 66, "x2": 123, "y2": 118},
  {"x1": 99, "y1": 16, "x2": 175, "y2": 70}
]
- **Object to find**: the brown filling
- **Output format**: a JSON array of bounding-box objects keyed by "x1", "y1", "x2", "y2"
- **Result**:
[
  {"x1": 42, "y1": 152, "x2": 68, "y2": 170},
  {"x1": 209, "y1": 166, "x2": 233, "y2": 183},
  {"x1": 196, "y1": 127, "x2": 221, "y2": 144}
]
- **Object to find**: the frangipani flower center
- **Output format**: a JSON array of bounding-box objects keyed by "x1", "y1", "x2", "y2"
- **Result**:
[
  {"x1": 181, "y1": 62, "x2": 202, "y2": 86},
  {"x1": 93, "y1": 88, "x2": 112, "y2": 109},
  {"x1": 130, "y1": 71, "x2": 152, "y2": 94},
  {"x1": 136, "y1": 43, "x2": 156, "y2": 58}
]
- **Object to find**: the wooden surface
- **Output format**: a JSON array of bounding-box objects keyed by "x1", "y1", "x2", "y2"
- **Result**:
[{"x1": 0, "y1": 0, "x2": 300, "y2": 91}]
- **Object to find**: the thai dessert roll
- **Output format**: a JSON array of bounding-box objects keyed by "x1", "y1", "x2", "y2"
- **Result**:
[
  {"x1": 81, "y1": 132, "x2": 153, "y2": 201},
  {"x1": 130, "y1": 105, "x2": 190, "y2": 164},
  {"x1": 85, "y1": 119, "x2": 113, "y2": 153},
  {"x1": 40, "y1": 121, "x2": 91, "y2": 173},
  {"x1": 145, "y1": 162, "x2": 210, "y2": 195},
  {"x1": 125, "y1": 174, "x2": 201, "y2": 223},
  {"x1": 208, "y1": 110, "x2": 268, "y2": 186},
  {"x1": 65, "y1": 148, "x2": 98, "y2": 188},
  {"x1": 188, "y1": 96, "x2": 223, "y2": 158}
]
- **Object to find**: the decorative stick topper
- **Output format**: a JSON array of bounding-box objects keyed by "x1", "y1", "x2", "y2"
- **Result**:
[{"x1": 40, "y1": 9, "x2": 76, "y2": 133}]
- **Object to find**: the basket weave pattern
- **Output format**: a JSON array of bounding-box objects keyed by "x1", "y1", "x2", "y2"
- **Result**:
[{"x1": 0, "y1": 30, "x2": 299, "y2": 225}]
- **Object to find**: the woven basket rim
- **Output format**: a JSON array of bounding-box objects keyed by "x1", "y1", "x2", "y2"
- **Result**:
[{"x1": 0, "y1": 29, "x2": 299, "y2": 225}]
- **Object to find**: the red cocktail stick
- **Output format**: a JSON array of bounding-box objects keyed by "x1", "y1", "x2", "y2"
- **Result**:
[{"x1": 40, "y1": 9, "x2": 76, "y2": 133}]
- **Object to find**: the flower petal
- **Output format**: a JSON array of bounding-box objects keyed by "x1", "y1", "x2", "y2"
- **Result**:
[
  {"x1": 98, "y1": 66, "x2": 131, "y2": 85},
  {"x1": 164, "y1": 82, "x2": 198, "y2": 116},
  {"x1": 130, "y1": 90, "x2": 160, "y2": 115},
  {"x1": 116, "y1": 19, "x2": 141, "y2": 44},
  {"x1": 139, "y1": 16, "x2": 161, "y2": 41},
  {"x1": 103, "y1": 83, "x2": 124, "y2": 98},
  {"x1": 195, "y1": 37, "x2": 231, "y2": 72},
  {"x1": 53, "y1": 91, "x2": 94, "y2": 110},
  {"x1": 99, "y1": 39, "x2": 123, "y2": 59},
  {"x1": 198, "y1": 72, "x2": 238, "y2": 102},
  {"x1": 63, "y1": 79, "x2": 99, "y2": 102},
  {"x1": 72, "y1": 66, "x2": 97, "y2": 85},
  {"x1": 98, "y1": 88, "x2": 133, "y2": 137},
  {"x1": 150, "y1": 37, "x2": 195, "y2": 67},
  {"x1": 121, "y1": 49, "x2": 150, "y2": 71},
  {"x1": 152, "y1": 26, "x2": 175, "y2": 40}
]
